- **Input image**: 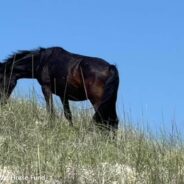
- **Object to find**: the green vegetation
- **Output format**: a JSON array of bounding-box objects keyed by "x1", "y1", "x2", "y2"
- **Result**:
[{"x1": 0, "y1": 99, "x2": 184, "y2": 184}]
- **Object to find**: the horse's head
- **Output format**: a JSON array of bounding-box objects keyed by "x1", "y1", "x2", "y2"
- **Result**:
[{"x1": 0, "y1": 62, "x2": 17, "y2": 104}]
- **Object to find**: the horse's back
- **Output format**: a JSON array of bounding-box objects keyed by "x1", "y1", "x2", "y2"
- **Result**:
[{"x1": 46, "y1": 47, "x2": 110, "y2": 79}]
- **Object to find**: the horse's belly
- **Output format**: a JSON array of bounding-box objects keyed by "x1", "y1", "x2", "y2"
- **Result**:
[
  {"x1": 51, "y1": 83, "x2": 86, "y2": 101},
  {"x1": 66, "y1": 86, "x2": 87, "y2": 101}
]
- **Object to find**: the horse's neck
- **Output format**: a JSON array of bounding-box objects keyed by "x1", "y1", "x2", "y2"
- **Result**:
[{"x1": 13, "y1": 58, "x2": 39, "y2": 79}]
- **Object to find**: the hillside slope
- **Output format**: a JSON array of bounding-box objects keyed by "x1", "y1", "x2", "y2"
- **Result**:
[{"x1": 0, "y1": 99, "x2": 184, "y2": 184}]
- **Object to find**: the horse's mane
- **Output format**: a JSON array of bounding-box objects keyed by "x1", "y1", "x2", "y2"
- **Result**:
[{"x1": 4, "y1": 47, "x2": 45, "y2": 66}]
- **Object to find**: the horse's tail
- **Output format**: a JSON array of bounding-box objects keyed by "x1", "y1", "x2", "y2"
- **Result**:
[
  {"x1": 95, "y1": 64, "x2": 119, "y2": 129},
  {"x1": 102, "y1": 65, "x2": 119, "y2": 104}
]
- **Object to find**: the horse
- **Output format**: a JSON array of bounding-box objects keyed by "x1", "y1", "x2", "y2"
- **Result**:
[{"x1": 0, "y1": 47, "x2": 119, "y2": 131}]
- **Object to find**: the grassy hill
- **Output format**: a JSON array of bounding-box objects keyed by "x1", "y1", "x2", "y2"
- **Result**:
[{"x1": 0, "y1": 99, "x2": 184, "y2": 184}]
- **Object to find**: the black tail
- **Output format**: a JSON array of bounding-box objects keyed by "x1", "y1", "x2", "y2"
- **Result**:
[
  {"x1": 102, "y1": 65, "x2": 119, "y2": 104},
  {"x1": 95, "y1": 64, "x2": 119, "y2": 129}
]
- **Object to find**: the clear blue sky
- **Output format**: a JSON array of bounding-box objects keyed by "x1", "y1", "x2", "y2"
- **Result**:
[{"x1": 0, "y1": 0, "x2": 184, "y2": 134}]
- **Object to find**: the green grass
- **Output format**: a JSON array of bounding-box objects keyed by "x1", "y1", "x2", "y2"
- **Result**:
[{"x1": 0, "y1": 99, "x2": 184, "y2": 184}]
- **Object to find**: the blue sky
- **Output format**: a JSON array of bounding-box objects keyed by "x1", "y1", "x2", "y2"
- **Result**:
[{"x1": 0, "y1": 0, "x2": 184, "y2": 134}]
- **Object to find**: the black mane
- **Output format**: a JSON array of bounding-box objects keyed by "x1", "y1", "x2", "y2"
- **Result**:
[{"x1": 4, "y1": 47, "x2": 45, "y2": 65}]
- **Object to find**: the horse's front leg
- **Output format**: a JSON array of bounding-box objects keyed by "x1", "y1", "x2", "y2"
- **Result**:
[
  {"x1": 60, "y1": 97, "x2": 73, "y2": 126},
  {"x1": 41, "y1": 85, "x2": 55, "y2": 118}
]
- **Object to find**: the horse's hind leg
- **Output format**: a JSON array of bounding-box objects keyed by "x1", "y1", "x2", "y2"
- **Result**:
[
  {"x1": 92, "y1": 103, "x2": 118, "y2": 139},
  {"x1": 90, "y1": 99, "x2": 107, "y2": 128},
  {"x1": 90, "y1": 97, "x2": 118, "y2": 131},
  {"x1": 60, "y1": 97, "x2": 73, "y2": 126}
]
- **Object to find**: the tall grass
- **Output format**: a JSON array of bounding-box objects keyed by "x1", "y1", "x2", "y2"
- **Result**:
[{"x1": 0, "y1": 98, "x2": 184, "y2": 184}]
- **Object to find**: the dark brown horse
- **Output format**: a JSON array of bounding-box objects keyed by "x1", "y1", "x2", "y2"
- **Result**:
[{"x1": 0, "y1": 47, "x2": 119, "y2": 130}]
